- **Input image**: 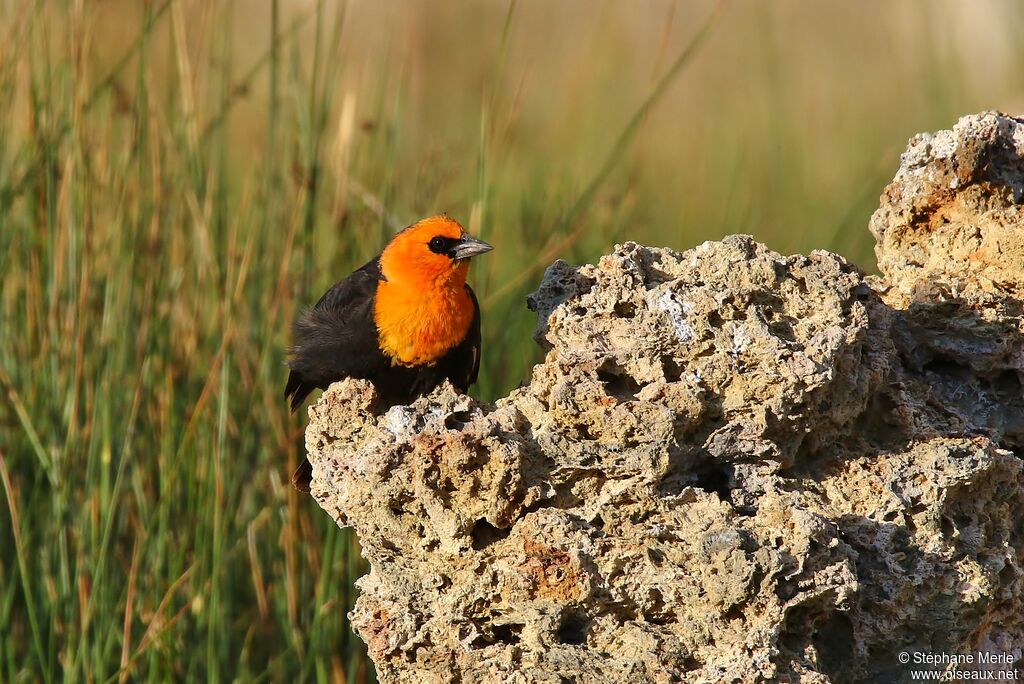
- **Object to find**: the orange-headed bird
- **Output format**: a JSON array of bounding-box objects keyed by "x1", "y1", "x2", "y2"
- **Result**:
[{"x1": 285, "y1": 215, "x2": 493, "y2": 490}]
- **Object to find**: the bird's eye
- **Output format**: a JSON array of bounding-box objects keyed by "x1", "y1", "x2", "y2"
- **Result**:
[{"x1": 428, "y1": 236, "x2": 447, "y2": 254}]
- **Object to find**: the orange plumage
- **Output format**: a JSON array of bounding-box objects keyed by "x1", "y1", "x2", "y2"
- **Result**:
[{"x1": 375, "y1": 216, "x2": 477, "y2": 366}]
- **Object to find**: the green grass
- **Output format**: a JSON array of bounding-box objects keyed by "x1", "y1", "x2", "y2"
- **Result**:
[{"x1": 1, "y1": 1, "x2": 1023, "y2": 681}]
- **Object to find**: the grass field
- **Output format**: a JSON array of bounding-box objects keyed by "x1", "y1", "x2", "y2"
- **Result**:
[{"x1": 1, "y1": 1, "x2": 1023, "y2": 681}]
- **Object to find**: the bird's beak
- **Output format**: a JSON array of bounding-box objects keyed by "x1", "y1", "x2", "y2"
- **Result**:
[{"x1": 452, "y1": 235, "x2": 494, "y2": 261}]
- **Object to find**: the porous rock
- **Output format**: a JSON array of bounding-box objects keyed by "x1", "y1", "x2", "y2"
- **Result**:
[{"x1": 307, "y1": 112, "x2": 1024, "y2": 683}]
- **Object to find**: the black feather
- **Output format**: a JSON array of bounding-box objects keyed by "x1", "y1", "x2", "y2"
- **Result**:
[{"x1": 285, "y1": 254, "x2": 483, "y2": 491}]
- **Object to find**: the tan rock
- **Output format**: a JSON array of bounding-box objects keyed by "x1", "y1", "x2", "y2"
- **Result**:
[{"x1": 308, "y1": 112, "x2": 1024, "y2": 683}]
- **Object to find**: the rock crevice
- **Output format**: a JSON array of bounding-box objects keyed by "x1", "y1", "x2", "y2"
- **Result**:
[{"x1": 307, "y1": 111, "x2": 1024, "y2": 683}]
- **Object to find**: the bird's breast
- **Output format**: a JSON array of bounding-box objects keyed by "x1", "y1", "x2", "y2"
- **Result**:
[{"x1": 374, "y1": 281, "x2": 475, "y2": 367}]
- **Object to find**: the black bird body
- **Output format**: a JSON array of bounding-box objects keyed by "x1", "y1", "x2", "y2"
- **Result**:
[
  {"x1": 284, "y1": 257, "x2": 482, "y2": 410},
  {"x1": 285, "y1": 216, "x2": 491, "y2": 491}
]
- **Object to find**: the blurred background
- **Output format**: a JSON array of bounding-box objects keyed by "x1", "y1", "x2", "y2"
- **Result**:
[{"x1": 1, "y1": 0, "x2": 1022, "y2": 681}]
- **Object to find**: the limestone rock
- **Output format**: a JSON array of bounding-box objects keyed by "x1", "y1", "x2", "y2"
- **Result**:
[
  {"x1": 307, "y1": 112, "x2": 1024, "y2": 683},
  {"x1": 870, "y1": 111, "x2": 1024, "y2": 302}
]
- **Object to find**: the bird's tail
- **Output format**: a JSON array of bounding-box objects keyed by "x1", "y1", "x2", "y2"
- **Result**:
[
  {"x1": 292, "y1": 459, "x2": 313, "y2": 492},
  {"x1": 284, "y1": 370, "x2": 313, "y2": 412}
]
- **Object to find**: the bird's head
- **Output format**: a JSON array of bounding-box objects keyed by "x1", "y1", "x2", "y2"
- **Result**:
[{"x1": 379, "y1": 215, "x2": 493, "y2": 288}]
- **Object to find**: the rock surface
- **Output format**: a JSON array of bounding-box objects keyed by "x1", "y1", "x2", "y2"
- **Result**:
[{"x1": 307, "y1": 111, "x2": 1024, "y2": 683}]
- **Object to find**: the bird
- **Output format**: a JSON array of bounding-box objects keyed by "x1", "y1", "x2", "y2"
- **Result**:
[{"x1": 285, "y1": 215, "x2": 493, "y2": 491}]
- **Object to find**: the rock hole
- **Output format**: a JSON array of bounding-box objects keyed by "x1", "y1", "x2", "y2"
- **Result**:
[
  {"x1": 596, "y1": 362, "x2": 642, "y2": 400},
  {"x1": 940, "y1": 515, "x2": 956, "y2": 538},
  {"x1": 735, "y1": 504, "x2": 757, "y2": 517},
  {"x1": 469, "y1": 622, "x2": 524, "y2": 648},
  {"x1": 999, "y1": 562, "x2": 1018, "y2": 587},
  {"x1": 923, "y1": 355, "x2": 969, "y2": 379},
  {"x1": 778, "y1": 604, "x2": 811, "y2": 661},
  {"x1": 693, "y1": 461, "x2": 734, "y2": 502},
  {"x1": 647, "y1": 547, "x2": 665, "y2": 567},
  {"x1": 723, "y1": 605, "x2": 744, "y2": 622},
  {"x1": 994, "y1": 368, "x2": 1023, "y2": 391},
  {"x1": 681, "y1": 656, "x2": 701, "y2": 672},
  {"x1": 707, "y1": 311, "x2": 723, "y2": 327},
  {"x1": 812, "y1": 611, "x2": 855, "y2": 680},
  {"x1": 993, "y1": 369, "x2": 1023, "y2": 409},
  {"x1": 491, "y1": 623, "x2": 523, "y2": 645},
  {"x1": 661, "y1": 355, "x2": 684, "y2": 382},
  {"x1": 471, "y1": 518, "x2": 511, "y2": 550},
  {"x1": 445, "y1": 410, "x2": 474, "y2": 429},
  {"x1": 591, "y1": 514, "x2": 605, "y2": 530},
  {"x1": 628, "y1": 508, "x2": 652, "y2": 525},
  {"x1": 767, "y1": 318, "x2": 796, "y2": 343},
  {"x1": 555, "y1": 611, "x2": 589, "y2": 646},
  {"x1": 614, "y1": 300, "x2": 637, "y2": 318}
]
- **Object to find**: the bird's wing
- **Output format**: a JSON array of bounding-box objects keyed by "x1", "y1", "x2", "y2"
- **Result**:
[
  {"x1": 311, "y1": 256, "x2": 383, "y2": 311},
  {"x1": 285, "y1": 256, "x2": 386, "y2": 409},
  {"x1": 461, "y1": 284, "x2": 483, "y2": 390}
]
